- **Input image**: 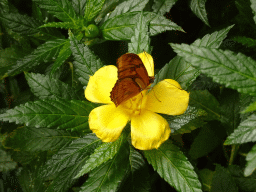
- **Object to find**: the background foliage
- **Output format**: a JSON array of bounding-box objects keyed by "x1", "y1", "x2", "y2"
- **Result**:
[{"x1": 1, "y1": 0, "x2": 256, "y2": 191}]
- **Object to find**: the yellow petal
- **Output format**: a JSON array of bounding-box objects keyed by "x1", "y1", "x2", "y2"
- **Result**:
[
  {"x1": 89, "y1": 104, "x2": 130, "y2": 142},
  {"x1": 85, "y1": 65, "x2": 117, "y2": 104},
  {"x1": 145, "y1": 79, "x2": 189, "y2": 115},
  {"x1": 138, "y1": 52, "x2": 154, "y2": 76},
  {"x1": 131, "y1": 110, "x2": 170, "y2": 150}
]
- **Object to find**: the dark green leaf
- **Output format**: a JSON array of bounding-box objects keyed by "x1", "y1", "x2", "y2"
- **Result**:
[
  {"x1": 198, "y1": 169, "x2": 214, "y2": 191},
  {"x1": 75, "y1": 133, "x2": 125, "y2": 178},
  {"x1": 154, "y1": 25, "x2": 234, "y2": 89},
  {"x1": 33, "y1": 0, "x2": 79, "y2": 22},
  {"x1": 25, "y1": 72, "x2": 81, "y2": 100},
  {"x1": 69, "y1": 31, "x2": 103, "y2": 86},
  {"x1": 72, "y1": 0, "x2": 87, "y2": 16},
  {"x1": 41, "y1": 134, "x2": 101, "y2": 178},
  {"x1": 250, "y1": 0, "x2": 256, "y2": 24},
  {"x1": 40, "y1": 21, "x2": 77, "y2": 29},
  {"x1": 101, "y1": 11, "x2": 183, "y2": 40},
  {"x1": 225, "y1": 114, "x2": 256, "y2": 144},
  {"x1": 0, "y1": 148, "x2": 17, "y2": 171},
  {"x1": 84, "y1": 0, "x2": 105, "y2": 22},
  {"x1": 5, "y1": 39, "x2": 67, "y2": 77},
  {"x1": 189, "y1": 125, "x2": 221, "y2": 159},
  {"x1": 128, "y1": 12, "x2": 151, "y2": 54},
  {"x1": 171, "y1": 43, "x2": 256, "y2": 96},
  {"x1": 80, "y1": 141, "x2": 130, "y2": 192},
  {"x1": 245, "y1": 144, "x2": 256, "y2": 176},
  {"x1": 242, "y1": 100, "x2": 256, "y2": 113},
  {"x1": 4, "y1": 127, "x2": 78, "y2": 152},
  {"x1": 107, "y1": 0, "x2": 149, "y2": 20},
  {"x1": 0, "y1": 99, "x2": 94, "y2": 131},
  {"x1": 210, "y1": 165, "x2": 238, "y2": 192},
  {"x1": 152, "y1": 0, "x2": 178, "y2": 15},
  {"x1": 233, "y1": 36, "x2": 256, "y2": 47},
  {"x1": 190, "y1": 0, "x2": 210, "y2": 27},
  {"x1": 144, "y1": 140, "x2": 202, "y2": 192}
]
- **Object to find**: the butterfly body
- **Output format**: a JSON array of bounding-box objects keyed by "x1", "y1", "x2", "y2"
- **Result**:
[{"x1": 110, "y1": 53, "x2": 154, "y2": 107}]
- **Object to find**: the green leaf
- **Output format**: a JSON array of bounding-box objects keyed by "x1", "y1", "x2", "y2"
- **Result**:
[
  {"x1": 101, "y1": 11, "x2": 184, "y2": 40},
  {"x1": 152, "y1": 0, "x2": 178, "y2": 15},
  {"x1": 190, "y1": 0, "x2": 210, "y2": 27},
  {"x1": 251, "y1": 0, "x2": 256, "y2": 24},
  {"x1": 189, "y1": 90, "x2": 223, "y2": 121},
  {"x1": 224, "y1": 114, "x2": 256, "y2": 145},
  {"x1": 153, "y1": 25, "x2": 234, "y2": 89},
  {"x1": 165, "y1": 106, "x2": 207, "y2": 134},
  {"x1": 128, "y1": 12, "x2": 151, "y2": 54},
  {"x1": 170, "y1": 43, "x2": 256, "y2": 96},
  {"x1": 5, "y1": 39, "x2": 67, "y2": 77},
  {"x1": 25, "y1": 72, "x2": 81, "y2": 100},
  {"x1": 84, "y1": 0, "x2": 105, "y2": 22},
  {"x1": 80, "y1": 141, "x2": 130, "y2": 192},
  {"x1": 0, "y1": 148, "x2": 17, "y2": 171},
  {"x1": 233, "y1": 36, "x2": 256, "y2": 48},
  {"x1": 144, "y1": 140, "x2": 202, "y2": 192},
  {"x1": 198, "y1": 169, "x2": 214, "y2": 191},
  {"x1": 0, "y1": 99, "x2": 94, "y2": 131},
  {"x1": 0, "y1": 47, "x2": 24, "y2": 77},
  {"x1": 50, "y1": 41, "x2": 72, "y2": 75},
  {"x1": 39, "y1": 21, "x2": 78, "y2": 29},
  {"x1": 107, "y1": 0, "x2": 149, "y2": 20},
  {"x1": 4, "y1": 127, "x2": 78, "y2": 152},
  {"x1": 75, "y1": 133, "x2": 125, "y2": 178},
  {"x1": 245, "y1": 144, "x2": 256, "y2": 176},
  {"x1": 41, "y1": 134, "x2": 101, "y2": 178},
  {"x1": 189, "y1": 125, "x2": 221, "y2": 159},
  {"x1": 33, "y1": 0, "x2": 79, "y2": 23},
  {"x1": 210, "y1": 165, "x2": 238, "y2": 192},
  {"x1": 69, "y1": 31, "x2": 103, "y2": 87},
  {"x1": 242, "y1": 100, "x2": 256, "y2": 113},
  {"x1": 72, "y1": 0, "x2": 87, "y2": 16}
]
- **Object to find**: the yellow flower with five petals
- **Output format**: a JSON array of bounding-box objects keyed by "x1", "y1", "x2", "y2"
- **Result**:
[{"x1": 85, "y1": 52, "x2": 189, "y2": 150}]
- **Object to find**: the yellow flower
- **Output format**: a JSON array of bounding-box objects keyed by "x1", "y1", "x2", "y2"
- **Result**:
[{"x1": 85, "y1": 52, "x2": 189, "y2": 150}]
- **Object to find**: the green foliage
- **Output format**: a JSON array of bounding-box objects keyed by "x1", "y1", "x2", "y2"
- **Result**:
[{"x1": 0, "y1": 0, "x2": 256, "y2": 191}]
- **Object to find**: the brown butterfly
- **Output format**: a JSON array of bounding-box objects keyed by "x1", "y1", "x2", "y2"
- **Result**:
[{"x1": 110, "y1": 53, "x2": 154, "y2": 107}]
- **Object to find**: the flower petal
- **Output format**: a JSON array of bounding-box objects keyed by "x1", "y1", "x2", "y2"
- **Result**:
[
  {"x1": 85, "y1": 65, "x2": 117, "y2": 104},
  {"x1": 131, "y1": 110, "x2": 170, "y2": 150},
  {"x1": 145, "y1": 79, "x2": 189, "y2": 115},
  {"x1": 89, "y1": 104, "x2": 130, "y2": 142},
  {"x1": 138, "y1": 52, "x2": 154, "y2": 76}
]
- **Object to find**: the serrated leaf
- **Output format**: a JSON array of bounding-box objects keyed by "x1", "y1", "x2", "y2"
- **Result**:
[
  {"x1": 190, "y1": 0, "x2": 210, "y2": 27},
  {"x1": 242, "y1": 100, "x2": 256, "y2": 113},
  {"x1": 224, "y1": 114, "x2": 256, "y2": 145},
  {"x1": 152, "y1": 0, "x2": 178, "y2": 15},
  {"x1": 198, "y1": 169, "x2": 214, "y2": 191},
  {"x1": 153, "y1": 25, "x2": 234, "y2": 89},
  {"x1": 72, "y1": 0, "x2": 87, "y2": 16},
  {"x1": 33, "y1": 0, "x2": 79, "y2": 23},
  {"x1": 101, "y1": 11, "x2": 183, "y2": 40},
  {"x1": 189, "y1": 90, "x2": 223, "y2": 121},
  {"x1": 144, "y1": 140, "x2": 202, "y2": 192},
  {"x1": 80, "y1": 141, "x2": 130, "y2": 192},
  {"x1": 4, "y1": 127, "x2": 78, "y2": 152},
  {"x1": 0, "y1": 99, "x2": 94, "y2": 130},
  {"x1": 69, "y1": 31, "x2": 103, "y2": 87},
  {"x1": 210, "y1": 165, "x2": 238, "y2": 192},
  {"x1": 75, "y1": 133, "x2": 125, "y2": 178},
  {"x1": 50, "y1": 41, "x2": 72, "y2": 75},
  {"x1": 128, "y1": 12, "x2": 151, "y2": 54},
  {"x1": 0, "y1": 12, "x2": 58, "y2": 38},
  {"x1": 233, "y1": 36, "x2": 256, "y2": 48},
  {"x1": 171, "y1": 43, "x2": 256, "y2": 96},
  {"x1": 41, "y1": 134, "x2": 101, "y2": 178},
  {"x1": 84, "y1": 0, "x2": 105, "y2": 22},
  {"x1": 189, "y1": 125, "x2": 221, "y2": 159},
  {"x1": 251, "y1": 0, "x2": 256, "y2": 24},
  {"x1": 40, "y1": 21, "x2": 77, "y2": 29},
  {"x1": 107, "y1": 0, "x2": 149, "y2": 20},
  {"x1": 0, "y1": 148, "x2": 17, "y2": 171},
  {"x1": 244, "y1": 144, "x2": 256, "y2": 176},
  {"x1": 4, "y1": 39, "x2": 67, "y2": 78},
  {"x1": 165, "y1": 106, "x2": 207, "y2": 134},
  {"x1": 25, "y1": 72, "x2": 81, "y2": 100}
]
